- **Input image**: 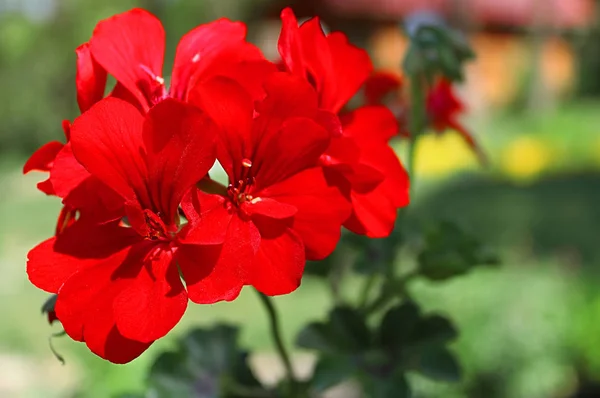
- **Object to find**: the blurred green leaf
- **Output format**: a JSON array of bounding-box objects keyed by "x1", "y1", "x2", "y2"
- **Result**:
[
  {"x1": 414, "y1": 315, "x2": 458, "y2": 346},
  {"x1": 146, "y1": 324, "x2": 267, "y2": 398},
  {"x1": 361, "y1": 371, "x2": 411, "y2": 398},
  {"x1": 297, "y1": 307, "x2": 371, "y2": 354},
  {"x1": 329, "y1": 307, "x2": 371, "y2": 351},
  {"x1": 311, "y1": 356, "x2": 357, "y2": 392},
  {"x1": 379, "y1": 302, "x2": 421, "y2": 349},
  {"x1": 296, "y1": 322, "x2": 337, "y2": 353},
  {"x1": 411, "y1": 346, "x2": 462, "y2": 383},
  {"x1": 418, "y1": 221, "x2": 499, "y2": 281}
]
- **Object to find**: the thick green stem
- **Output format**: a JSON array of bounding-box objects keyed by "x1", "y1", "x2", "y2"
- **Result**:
[{"x1": 255, "y1": 291, "x2": 298, "y2": 394}]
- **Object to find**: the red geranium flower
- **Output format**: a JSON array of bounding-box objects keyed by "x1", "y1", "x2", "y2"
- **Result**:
[
  {"x1": 426, "y1": 78, "x2": 487, "y2": 164},
  {"x1": 25, "y1": 8, "x2": 269, "y2": 224},
  {"x1": 183, "y1": 72, "x2": 351, "y2": 302},
  {"x1": 85, "y1": 8, "x2": 265, "y2": 111},
  {"x1": 278, "y1": 8, "x2": 410, "y2": 238},
  {"x1": 27, "y1": 97, "x2": 219, "y2": 363}
]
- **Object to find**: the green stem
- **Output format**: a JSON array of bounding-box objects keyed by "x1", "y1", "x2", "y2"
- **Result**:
[
  {"x1": 255, "y1": 291, "x2": 298, "y2": 393},
  {"x1": 363, "y1": 271, "x2": 417, "y2": 315},
  {"x1": 407, "y1": 137, "x2": 419, "y2": 195}
]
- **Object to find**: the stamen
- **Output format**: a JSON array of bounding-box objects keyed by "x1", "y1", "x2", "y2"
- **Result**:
[
  {"x1": 192, "y1": 53, "x2": 201, "y2": 63},
  {"x1": 139, "y1": 64, "x2": 165, "y2": 85},
  {"x1": 242, "y1": 158, "x2": 253, "y2": 168}
]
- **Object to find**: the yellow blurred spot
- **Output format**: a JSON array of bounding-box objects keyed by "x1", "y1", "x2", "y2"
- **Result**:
[
  {"x1": 414, "y1": 131, "x2": 478, "y2": 178},
  {"x1": 501, "y1": 136, "x2": 552, "y2": 180}
]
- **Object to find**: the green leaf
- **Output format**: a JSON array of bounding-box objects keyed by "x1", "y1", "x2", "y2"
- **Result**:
[
  {"x1": 304, "y1": 259, "x2": 334, "y2": 277},
  {"x1": 311, "y1": 356, "x2": 357, "y2": 392},
  {"x1": 414, "y1": 315, "x2": 458, "y2": 346},
  {"x1": 329, "y1": 307, "x2": 371, "y2": 351},
  {"x1": 412, "y1": 346, "x2": 462, "y2": 383},
  {"x1": 147, "y1": 324, "x2": 267, "y2": 398},
  {"x1": 379, "y1": 302, "x2": 421, "y2": 349},
  {"x1": 297, "y1": 307, "x2": 371, "y2": 354},
  {"x1": 361, "y1": 371, "x2": 411, "y2": 398},
  {"x1": 296, "y1": 322, "x2": 336, "y2": 353},
  {"x1": 418, "y1": 221, "x2": 499, "y2": 281}
]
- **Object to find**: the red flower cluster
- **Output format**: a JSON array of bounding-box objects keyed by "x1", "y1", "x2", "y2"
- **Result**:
[{"x1": 24, "y1": 8, "x2": 409, "y2": 363}]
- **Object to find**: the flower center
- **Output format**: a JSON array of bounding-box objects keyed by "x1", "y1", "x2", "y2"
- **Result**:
[
  {"x1": 143, "y1": 209, "x2": 170, "y2": 241},
  {"x1": 227, "y1": 177, "x2": 255, "y2": 206},
  {"x1": 227, "y1": 158, "x2": 257, "y2": 207}
]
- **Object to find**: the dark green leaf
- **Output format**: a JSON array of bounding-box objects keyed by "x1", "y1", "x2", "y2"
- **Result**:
[
  {"x1": 414, "y1": 315, "x2": 458, "y2": 346},
  {"x1": 297, "y1": 307, "x2": 371, "y2": 354},
  {"x1": 147, "y1": 324, "x2": 267, "y2": 398},
  {"x1": 329, "y1": 307, "x2": 371, "y2": 351},
  {"x1": 412, "y1": 346, "x2": 462, "y2": 383},
  {"x1": 418, "y1": 221, "x2": 499, "y2": 281},
  {"x1": 304, "y1": 259, "x2": 334, "y2": 277},
  {"x1": 296, "y1": 322, "x2": 336, "y2": 353},
  {"x1": 311, "y1": 356, "x2": 357, "y2": 392},
  {"x1": 379, "y1": 302, "x2": 421, "y2": 349},
  {"x1": 361, "y1": 371, "x2": 411, "y2": 398}
]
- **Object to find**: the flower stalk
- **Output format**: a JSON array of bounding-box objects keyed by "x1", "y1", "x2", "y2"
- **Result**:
[{"x1": 256, "y1": 290, "x2": 298, "y2": 395}]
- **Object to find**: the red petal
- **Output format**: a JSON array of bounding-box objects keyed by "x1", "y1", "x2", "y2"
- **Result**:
[
  {"x1": 249, "y1": 226, "x2": 305, "y2": 296},
  {"x1": 23, "y1": 141, "x2": 64, "y2": 174},
  {"x1": 259, "y1": 168, "x2": 351, "y2": 260},
  {"x1": 188, "y1": 77, "x2": 254, "y2": 181},
  {"x1": 27, "y1": 220, "x2": 140, "y2": 293},
  {"x1": 180, "y1": 189, "x2": 231, "y2": 245},
  {"x1": 66, "y1": 177, "x2": 125, "y2": 223},
  {"x1": 37, "y1": 180, "x2": 55, "y2": 195},
  {"x1": 363, "y1": 71, "x2": 402, "y2": 105},
  {"x1": 322, "y1": 136, "x2": 384, "y2": 193},
  {"x1": 76, "y1": 42, "x2": 107, "y2": 112},
  {"x1": 253, "y1": 117, "x2": 331, "y2": 190},
  {"x1": 320, "y1": 32, "x2": 372, "y2": 112},
  {"x1": 54, "y1": 246, "x2": 152, "y2": 363},
  {"x1": 50, "y1": 143, "x2": 91, "y2": 199},
  {"x1": 170, "y1": 18, "x2": 261, "y2": 99},
  {"x1": 55, "y1": 206, "x2": 77, "y2": 236},
  {"x1": 143, "y1": 98, "x2": 218, "y2": 224},
  {"x1": 62, "y1": 120, "x2": 71, "y2": 141},
  {"x1": 341, "y1": 105, "x2": 399, "y2": 144},
  {"x1": 344, "y1": 143, "x2": 410, "y2": 238},
  {"x1": 210, "y1": 59, "x2": 279, "y2": 102},
  {"x1": 49, "y1": 143, "x2": 124, "y2": 222},
  {"x1": 242, "y1": 197, "x2": 297, "y2": 220},
  {"x1": 113, "y1": 244, "x2": 187, "y2": 343},
  {"x1": 254, "y1": 72, "x2": 319, "y2": 122},
  {"x1": 70, "y1": 98, "x2": 146, "y2": 205},
  {"x1": 278, "y1": 8, "x2": 306, "y2": 77},
  {"x1": 179, "y1": 215, "x2": 259, "y2": 304},
  {"x1": 89, "y1": 8, "x2": 165, "y2": 111},
  {"x1": 278, "y1": 8, "x2": 372, "y2": 112}
]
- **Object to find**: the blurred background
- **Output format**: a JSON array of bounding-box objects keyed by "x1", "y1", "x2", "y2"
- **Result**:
[{"x1": 1, "y1": 0, "x2": 600, "y2": 397}]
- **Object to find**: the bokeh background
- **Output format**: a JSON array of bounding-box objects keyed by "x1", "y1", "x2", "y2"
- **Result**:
[{"x1": 2, "y1": 0, "x2": 600, "y2": 397}]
